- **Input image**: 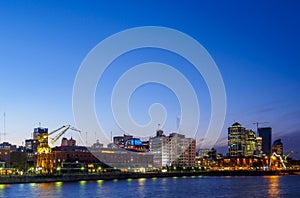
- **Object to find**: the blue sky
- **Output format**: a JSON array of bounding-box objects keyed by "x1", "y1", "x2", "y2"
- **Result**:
[{"x1": 0, "y1": 1, "x2": 299, "y2": 158}]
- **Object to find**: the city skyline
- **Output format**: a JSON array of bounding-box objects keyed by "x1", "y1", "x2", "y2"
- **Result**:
[{"x1": 0, "y1": 1, "x2": 300, "y2": 158}]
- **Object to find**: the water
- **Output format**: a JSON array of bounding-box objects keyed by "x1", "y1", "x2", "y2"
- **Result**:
[{"x1": 0, "y1": 176, "x2": 300, "y2": 198}]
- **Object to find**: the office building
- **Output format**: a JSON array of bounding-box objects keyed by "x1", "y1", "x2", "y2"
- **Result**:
[
  {"x1": 149, "y1": 131, "x2": 169, "y2": 167},
  {"x1": 149, "y1": 130, "x2": 196, "y2": 168},
  {"x1": 245, "y1": 130, "x2": 256, "y2": 156},
  {"x1": 256, "y1": 136, "x2": 263, "y2": 157},
  {"x1": 228, "y1": 122, "x2": 246, "y2": 156},
  {"x1": 258, "y1": 127, "x2": 272, "y2": 156}
]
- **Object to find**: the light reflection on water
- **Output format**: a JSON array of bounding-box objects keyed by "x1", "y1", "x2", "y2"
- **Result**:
[
  {"x1": 267, "y1": 176, "x2": 280, "y2": 197},
  {"x1": 0, "y1": 176, "x2": 299, "y2": 198}
]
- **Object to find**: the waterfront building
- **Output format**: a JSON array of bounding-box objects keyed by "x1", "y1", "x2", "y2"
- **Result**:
[
  {"x1": 124, "y1": 138, "x2": 147, "y2": 152},
  {"x1": 52, "y1": 145, "x2": 154, "y2": 172},
  {"x1": 0, "y1": 148, "x2": 11, "y2": 168},
  {"x1": 10, "y1": 150, "x2": 27, "y2": 171},
  {"x1": 0, "y1": 142, "x2": 17, "y2": 150},
  {"x1": 258, "y1": 127, "x2": 272, "y2": 156},
  {"x1": 198, "y1": 148, "x2": 217, "y2": 160},
  {"x1": 196, "y1": 148, "x2": 217, "y2": 167},
  {"x1": 90, "y1": 147, "x2": 153, "y2": 172},
  {"x1": 25, "y1": 139, "x2": 39, "y2": 153},
  {"x1": 149, "y1": 131, "x2": 169, "y2": 167},
  {"x1": 256, "y1": 136, "x2": 263, "y2": 157},
  {"x1": 218, "y1": 156, "x2": 268, "y2": 170},
  {"x1": 170, "y1": 133, "x2": 196, "y2": 167},
  {"x1": 149, "y1": 130, "x2": 196, "y2": 168},
  {"x1": 113, "y1": 134, "x2": 133, "y2": 148},
  {"x1": 61, "y1": 137, "x2": 76, "y2": 146},
  {"x1": 245, "y1": 130, "x2": 256, "y2": 156},
  {"x1": 228, "y1": 122, "x2": 246, "y2": 156},
  {"x1": 272, "y1": 139, "x2": 283, "y2": 155}
]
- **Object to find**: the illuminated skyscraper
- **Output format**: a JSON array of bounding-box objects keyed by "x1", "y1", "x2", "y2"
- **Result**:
[
  {"x1": 228, "y1": 122, "x2": 246, "y2": 156},
  {"x1": 245, "y1": 129, "x2": 256, "y2": 156},
  {"x1": 255, "y1": 136, "x2": 263, "y2": 157},
  {"x1": 258, "y1": 127, "x2": 272, "y2": 156}
]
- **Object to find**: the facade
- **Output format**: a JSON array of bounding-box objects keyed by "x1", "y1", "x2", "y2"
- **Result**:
[
  {"x1": 198, "y1": 148, "x2": 217, "y2": 160},
  {"x1": 52, "y1": 146, "x2": 100, "y2": 166},
  {"x1": 169, "y1": 133, "x2": 196, "y2": 167},
  {"x1": 33, "y1": 127, "x2": 48, "y2": 140},
  {"x1": 149, "y1": 134, "x2": 169, "y2": 167},
  {"x1": 90, "y1": 147, "x2": 153, "y2": 172},
  {"x1": 272, "y1": 139, "x2": 283, "y2": 155},
  {"x1": 258, "y1": 127, "x2": 272, "y2": 156},
  {"x1": 149, "y1": 130, "x2": 196, "y2": 168},
  {"x1": 228, "y1": 122, "x2": 246, "y2": 156},
  {"x1": 124, "y1": 138, "x2": 147, "y2": 152},
  {"x1": 0, "y1": 142, "x2": 17, "y2": 150},
  {"x1": 61, "y1": 137, "x2": 76, "y2": 146},
  {"x1": 245, "y1": 130, "x2": 256, "y2": 156},
  {"x1": 256, "y1": 136, "x2": 263, "y2": 157},
  {"x1": 113, "y1": 135, "x2": 133, "y2": 148},
  {"x1": 52, "y1": 145, "x2": 154, "y2": 172},
  {"x1": 0, "y1": 148, "x2": 11, "y2": 168},
  {"x1": 25, "y1": 139, "x2": 38, "y2": 152}
]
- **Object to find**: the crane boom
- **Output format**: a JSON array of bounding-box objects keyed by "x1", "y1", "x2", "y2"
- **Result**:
[
  {"x1": 48, "y1": 125, "x2": 66, "y2": 135},
  {"x1": 68, "y1": 126, "x2": 81, "y2": 133},
  {"x1": 269, "y1": 152, "x2": 286, "y2": 169},
  {"x1": 49, "y1": 125, "x2": 81, "y2": 146},
  {"x1": 283, "y1": 151, "x2": 294, "y2": 161}
]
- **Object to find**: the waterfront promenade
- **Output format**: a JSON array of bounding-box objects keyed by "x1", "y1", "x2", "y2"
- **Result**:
[{"x1": 1, "y1": 170, "x2": 300, "y2": 184}]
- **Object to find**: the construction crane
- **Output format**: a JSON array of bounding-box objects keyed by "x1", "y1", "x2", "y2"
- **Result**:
[
  {"x1": 269, "y1": 152, "x2": 286, "y2": 169},
  {"x1": 252, "y1": 122, "x2": 269, "y2": 135},
  {"x1": 36, "y1": 125, "x2": 81, "y2": 174},
  {"x1": 283, "y1": 151, "x2": 294, "y2": 162}
]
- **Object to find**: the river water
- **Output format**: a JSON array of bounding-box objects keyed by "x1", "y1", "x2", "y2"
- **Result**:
[{"x1": 0, "y1": 175, "x2": 299, "y2": 198}]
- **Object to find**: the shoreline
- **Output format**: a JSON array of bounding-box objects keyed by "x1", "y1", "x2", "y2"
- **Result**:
[{"x1": 1, "y1": 170, "x2": 300, "y2": 184}]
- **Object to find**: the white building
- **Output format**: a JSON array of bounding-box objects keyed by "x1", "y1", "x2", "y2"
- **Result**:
[{"x1": 149, "y1": 130, "x2": 196, "y2": 168}]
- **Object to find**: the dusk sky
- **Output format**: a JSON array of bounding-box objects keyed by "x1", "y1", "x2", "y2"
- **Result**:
[{"x1": 0, "y1": 1, "x2": 299, "y2": 158}]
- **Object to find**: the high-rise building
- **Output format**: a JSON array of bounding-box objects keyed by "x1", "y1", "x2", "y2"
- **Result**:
[
  {"x1": 228, "y1": 122, "x2": 246, "y2": 156},
  {"x1": 258, "y1": 127, "x2": 272, "y2": 156},
  {"x1": 272, "y1": 139, "x2": 283, "y2": 155},
  {"x1": 149, "y1": 131, "x2": 169, "y2": 167},
  {"x1": 255, "y1": 136, "x2": 263, "y2": 157},
  {"x1": 245, "y1": 130, "x2": 256, "y2": 156},
  {"x1": 149, "y1": 130, "x2": 196, "y2": 168},
  {"x1": 169, "y1": 133, "x2": 196, "y2": 167}
]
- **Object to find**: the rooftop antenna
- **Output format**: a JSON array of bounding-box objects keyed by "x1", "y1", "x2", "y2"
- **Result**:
[
  {"x1": 39, "y1": 122, "x2": 41, "y2": 127},
  {"x1": 158, "y1": 123, "x2": 161, "y2": 130}
]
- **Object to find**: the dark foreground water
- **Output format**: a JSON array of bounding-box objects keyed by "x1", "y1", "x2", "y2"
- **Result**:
[{"x1": 1, "y1": 175, "x2": 300, "y2": 198}]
